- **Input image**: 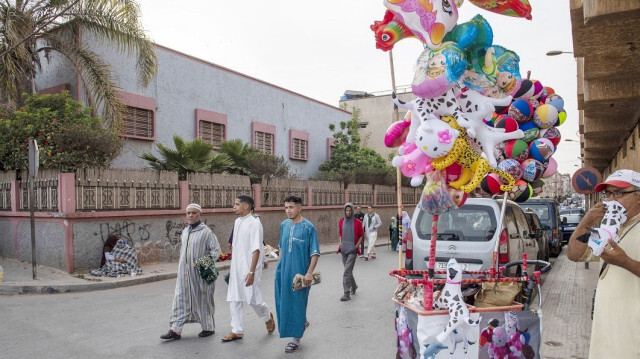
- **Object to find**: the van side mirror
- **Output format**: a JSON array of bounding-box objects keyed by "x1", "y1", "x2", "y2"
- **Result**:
[{"x1": 535, "y1": 228, "x2": 543, "y2": 238}]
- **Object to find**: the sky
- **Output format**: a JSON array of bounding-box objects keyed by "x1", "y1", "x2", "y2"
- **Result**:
[{"x1": 136, "y1": 0, "x2": 580, "y2": 175}]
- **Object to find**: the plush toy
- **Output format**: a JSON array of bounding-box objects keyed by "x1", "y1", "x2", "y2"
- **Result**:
[
  {"x1": 392, "y1": 143, "x2": 433, "y2": 186},
  {"x1": 447, "y1": 329, "x2": 477, "y2": 355},
  {"x1": 453, "y1": 87, "x2": 524, "y2": 167},
  {"x1": 433, "y1": 258, "x2": 481, "y2": 344},
  {"x1": 421, "y1": 116, "x2": 515, "y2": 193},
  {"x1": 396, "y1": 306, "x2": 417, "y2": 359},
  {"x1": 480, "y1": 319, "x2": 500, "y2": 348},
  {"x1": 587, "y1": 200, "x2": 628, "y2": 256},
  {"x1": 487, "y1": 326, "x2": 510, "y2": 359}
]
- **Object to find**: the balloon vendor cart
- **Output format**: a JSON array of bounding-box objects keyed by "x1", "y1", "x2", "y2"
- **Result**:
[{"x1": 391, "y1": 190, "x2": 551, "y2": 359}]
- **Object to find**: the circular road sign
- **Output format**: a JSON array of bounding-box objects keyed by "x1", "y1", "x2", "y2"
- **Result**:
[{"x1": 572, "y1": 167, "x2": 603, "y2": 194}]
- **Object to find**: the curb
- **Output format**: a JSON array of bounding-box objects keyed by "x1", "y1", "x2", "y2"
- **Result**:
[{"x1": 0, "y1": 241, "x2": 394, "y2": 295}]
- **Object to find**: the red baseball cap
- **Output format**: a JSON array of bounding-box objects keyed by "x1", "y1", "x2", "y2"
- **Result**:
[{"x1": 594, "y1": 169, "x2": 640, "y2": 192}]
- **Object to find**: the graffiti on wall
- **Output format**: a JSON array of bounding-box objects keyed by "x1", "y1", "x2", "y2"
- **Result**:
[{"x1": 93, "y1": 219, "x2": 150, "y2": 244}]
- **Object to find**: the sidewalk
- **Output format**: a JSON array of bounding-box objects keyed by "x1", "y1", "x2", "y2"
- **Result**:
[
  {"x1": 539, "y1": 249, "x2": 600, "y2": 359},
  {"x1": 0, "y1": 240, "x2": 396, "y2": 295}
]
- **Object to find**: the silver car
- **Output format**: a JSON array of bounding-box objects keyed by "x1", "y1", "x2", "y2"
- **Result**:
[{"x1": 410, "y1": 198, "x2": 539, "y2": 277}]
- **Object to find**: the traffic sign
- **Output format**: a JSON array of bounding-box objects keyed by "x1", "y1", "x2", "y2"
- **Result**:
[{"x1": 572, "y1": 167, "x2": 602, "y2": 194}]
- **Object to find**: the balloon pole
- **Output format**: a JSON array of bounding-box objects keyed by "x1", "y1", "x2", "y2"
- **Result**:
[{"x1": 389, "y1": 49, "x2": 403, "y2": 270}]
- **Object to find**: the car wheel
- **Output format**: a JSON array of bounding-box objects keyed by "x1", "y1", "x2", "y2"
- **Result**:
[{"x1": 550, "y1": 243, "x2": 561, "y2": 257}]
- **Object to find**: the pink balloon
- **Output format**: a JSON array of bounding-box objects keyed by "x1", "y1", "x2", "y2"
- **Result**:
[
  {"x1": 384, "y1": 117, "x2": 411, "y2": 148},
  {"x1": 542, "y1": 157, "x2": 557, "y2": 178}
]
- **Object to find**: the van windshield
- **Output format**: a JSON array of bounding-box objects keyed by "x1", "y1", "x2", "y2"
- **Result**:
[
  {"x1": 562, "y1": 214, "x2": 582, "y2": 224},
  {"x1": 523, "y1": 204, "x2": 550, "y2": 221},
  {"x1": 416, "y1": 205, "x2": 497, "y2": 242}
]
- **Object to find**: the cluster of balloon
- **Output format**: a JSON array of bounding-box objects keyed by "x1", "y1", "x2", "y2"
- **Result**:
[
  {"x1": 375, "y1": 0, "x2": 562, "y2": 212},
  {"x1": 483, "y1": 78, "x2": 566, "y2": 202}
]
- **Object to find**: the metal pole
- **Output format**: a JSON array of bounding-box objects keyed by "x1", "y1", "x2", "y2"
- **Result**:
[
  {"x1": 388, "y1": 49, "x2": 404, "y2": 269},
  {"x1": 29, "y1": 173, "x2": 37, "y2": 280}
]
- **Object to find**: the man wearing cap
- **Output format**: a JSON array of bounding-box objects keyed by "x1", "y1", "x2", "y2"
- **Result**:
[
  {"x1": 161, "y1": 203, "x2": 221, "y2": 340},
  {"x1": 567, "y1": 169, "x2": 640, "y2": 358}
]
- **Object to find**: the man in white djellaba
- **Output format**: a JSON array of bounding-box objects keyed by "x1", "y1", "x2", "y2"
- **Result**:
[{"x1": 221, "y1": 195, "x2": 275, "y2": 342}]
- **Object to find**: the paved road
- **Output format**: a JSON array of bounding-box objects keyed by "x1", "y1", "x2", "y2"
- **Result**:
[{"x1": 0, "y1": 249, "x2": 401, "y2": 359}]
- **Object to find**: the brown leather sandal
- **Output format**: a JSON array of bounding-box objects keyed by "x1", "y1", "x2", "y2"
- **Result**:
[{"x1": 221, "y1": 332, "x2": 243, "y2": 342}]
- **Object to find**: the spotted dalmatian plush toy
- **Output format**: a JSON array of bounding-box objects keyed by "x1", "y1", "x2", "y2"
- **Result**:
[
  {"x1": 392, "y1": 85, "x2": 524, "y2": 168},
  {"x1": 588, "y1": 200, "x2": 627, "y2": 256},
  {"x1": 433, "y1": 258, "x2": 480, "y2": 345}
]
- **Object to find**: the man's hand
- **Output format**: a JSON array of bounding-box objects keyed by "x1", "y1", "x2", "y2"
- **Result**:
[
  {"x1": 115, "y1": 257, "x2": 126, "y2": 263},
  {"x1": 303, "y1": 273, "x2": 313, "y2": 287},
  {"x1": 600, "y1": 239, "x2": 629, "y2": 268},
  {"x1": 582, "y1": 202, "x2": 606, "y2": 228},
  {"x1": 244, "y1": 272, "x2": 254, "y2": 287}
]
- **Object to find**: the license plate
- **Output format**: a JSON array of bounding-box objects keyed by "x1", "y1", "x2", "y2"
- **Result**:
[{"x1": 436, "y1": 262, "x2": 469, "y2": 271}]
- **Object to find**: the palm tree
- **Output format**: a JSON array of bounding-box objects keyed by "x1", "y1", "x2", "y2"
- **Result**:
[
  {"x1": 0, "y1": 0, "x2": 158, "y2": 128},
  {"x1": 140, "y1": 135, "x2": 234, "y2": 180},
  {"x1": 218, "y1": 138, "x2": 259, "y2": 175}
]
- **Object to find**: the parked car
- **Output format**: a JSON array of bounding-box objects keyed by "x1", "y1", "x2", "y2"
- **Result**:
[
  {"x1": 410, "y1": 198, "x2": 539, "y2": 277},
  {"x1": 524, "y1": 210, "x2": 550, "y2": 262},
  {"x1": 520, "y1": 199, "x2": 563, "y2": 257},
  {"x1": 560, "y1": 212, "x2": 583, "y2": 243}
]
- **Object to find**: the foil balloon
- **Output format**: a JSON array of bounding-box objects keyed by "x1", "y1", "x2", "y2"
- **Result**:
[
  {"x1": 384, "y1": 111, "x2": 412, "y2": 147},
  {"x1": 370, "y1": 10, "x2": 417, "y2": 52},
  {"x1": 383, "y1": 0, "x2": 460, "y2": 49},
  {"x1": 463, "y1": 45, "x2": 522, "y2": 98},
  {"x1": 443, "y1": 14, "x2": 493, "y2": 50},
  {"x1": 412, "y1": 42, "x2": 467, "y2": 98},
  {"x1": 467, "y1": 0, "x2": 533, "y2": 20}
]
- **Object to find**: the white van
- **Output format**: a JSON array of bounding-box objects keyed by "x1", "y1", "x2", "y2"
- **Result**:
[{"x1": 409, "y1": 198, "x2": 539, "y2": 276}]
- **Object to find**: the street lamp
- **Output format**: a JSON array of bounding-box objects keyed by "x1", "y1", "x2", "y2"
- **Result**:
[{"x1": 546, "y1": 50, "x2": 574, "y2": 56}]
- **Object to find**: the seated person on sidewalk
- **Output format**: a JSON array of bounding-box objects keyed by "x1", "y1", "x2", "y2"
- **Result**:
[
  {"x1": 100, "y1": 234, "x2": 120, "y2": 267},
  {"x1": 567, "y1": 169, "x2": 640, "y2": 359},
  {"x1": 91, "y1": 236, "x2": 142, "y2": 277}
]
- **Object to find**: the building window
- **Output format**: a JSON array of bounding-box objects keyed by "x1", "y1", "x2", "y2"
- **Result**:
[
  {"x1": 118, "y1": 91, "x2": 156, "y2": 140},
  {"x1": 291, "y1": 138, "x2": 308, "y2": 160},
  {"x1": 196, "y1": 109, "x2": 227, "y2": 149},
  {"x1": 255, "y1": 131, "x2": 275, "y2": 154},
  {"x1": 123, "y1": 106, "x2": 154, "y2": 138},
  {"x1": 358, "y1": 121, "x2": 369, "y2": 129},
  {"x1": 289, "y1": 129, "x2": 309, "y2": 161},
  {"x1": 252, "y1": 122, "x2": 276, "y2": 155},
  {"x1": 199, "y1": 121, "x2": 225, "y2": 148}
]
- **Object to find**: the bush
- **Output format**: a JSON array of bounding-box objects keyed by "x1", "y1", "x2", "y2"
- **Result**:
[{"x1": 0, "y1": 92, "x2": 122, "y2": 172}]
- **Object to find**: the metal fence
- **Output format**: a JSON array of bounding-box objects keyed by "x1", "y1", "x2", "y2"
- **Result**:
[
  {"x1": 19, "y1": 169, "x2": 59, "y2": 211},
  {"x1": 261, "y1": 177, "x2": 307, "y2": 207},
  {"x1": 188, "y1": 173, "x2": 252, "y2": 209},
  {"x1": 75, "y1": 168, "x2": 179, "y2": 211},
  {"x1": 375, "y1": 185, "x2": 396, "y2": 205}
]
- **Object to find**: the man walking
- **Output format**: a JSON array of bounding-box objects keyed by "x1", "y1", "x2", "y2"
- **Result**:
[
  {"x1": 161, "y1": 203, "x2": 221, "y2": 340},
  {"x1": 354, "y1": 206, "x2": 365, "y2": 258},
  {"x1": 363, "y1": 205, "x2": 382, "y2": 260},
  {"x1": 274, "y1": 196, "x2": 320, "y2": 353},
  {"x1": 338, "y1": 202, "x2": 364, "y2": 301},
  {"x1": 222, "y1": 195, "x2": 275, "y2": 342}
]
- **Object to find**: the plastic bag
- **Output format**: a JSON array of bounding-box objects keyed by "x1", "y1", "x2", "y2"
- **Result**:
[
  {"x1": 418, "y1": 170, "x2": 458, "y2": 215},
  {"x1": 474, "y1": 281, "x2": 521, "y2": 308}
]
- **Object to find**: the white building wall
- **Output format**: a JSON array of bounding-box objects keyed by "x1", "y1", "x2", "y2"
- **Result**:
[{"x1": 35, "y1": 32, "x2": 351, "y2": 178}]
